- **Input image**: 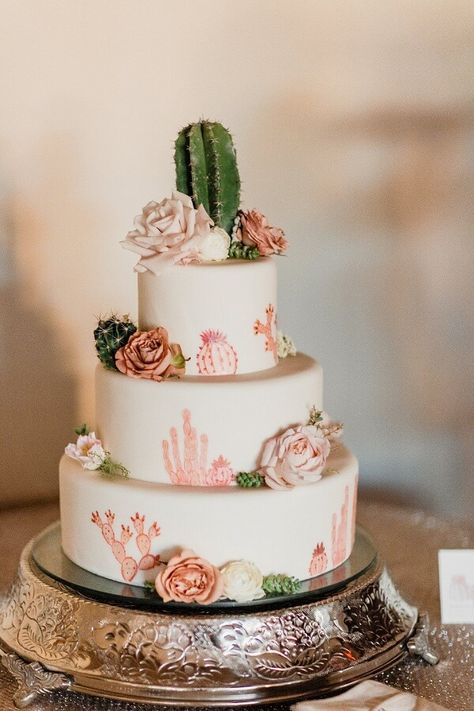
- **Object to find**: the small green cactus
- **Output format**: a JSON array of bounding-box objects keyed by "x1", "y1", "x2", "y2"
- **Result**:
[
  {"x1": 175, "y1": 120, "x2": 241, "y2": 234},
  {"x1": 236, "y1": 471, "x2": 265, "y2": 488},
  {"x1": 94, "y1": 315, "x2": 137, "y2": 370}
]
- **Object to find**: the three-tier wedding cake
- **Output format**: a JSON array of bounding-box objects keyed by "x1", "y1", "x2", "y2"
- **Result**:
[{"x1": 59, "y1": 121, "x2": 358, "y2": 604}]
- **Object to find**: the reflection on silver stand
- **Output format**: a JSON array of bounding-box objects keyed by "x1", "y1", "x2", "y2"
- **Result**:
[{"x1": 0, "y1": 525, "x2": 438, "y2": 708}]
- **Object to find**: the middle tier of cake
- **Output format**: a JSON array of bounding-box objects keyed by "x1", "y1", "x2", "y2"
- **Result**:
[{"x1": 96, "y1": 353, "x2": 323, "y2": 484}]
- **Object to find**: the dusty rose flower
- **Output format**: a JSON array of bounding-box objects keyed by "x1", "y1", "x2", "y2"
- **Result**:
[
  {"x1": 259, "y1": 425, "x2": 331, "y2": 490},
  {"x1": 237, "y1": 209, "x2": 287, "y2": 256},
  {"x1": 115, "y1": 327, "x2": 185, "y2": 381},
  {"x1": 155, "y1": 549, "x2": 223, "y2": 604},
  {"x1": 121, "y1": 192, "x2": 213, "y2": 273}
]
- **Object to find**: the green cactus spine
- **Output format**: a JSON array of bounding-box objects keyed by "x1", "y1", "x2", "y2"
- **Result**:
[
  {"x1": 175, "y1": 121, "x2": 241, "y2": 234},
  {"x1": 94, "y1": 315, "x2": 137, "y2": 370}
]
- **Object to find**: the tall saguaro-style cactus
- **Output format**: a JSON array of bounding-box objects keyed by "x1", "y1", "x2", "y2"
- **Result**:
[{"x1": 175, "y1": 121, "x2": 241, "y2": 235}]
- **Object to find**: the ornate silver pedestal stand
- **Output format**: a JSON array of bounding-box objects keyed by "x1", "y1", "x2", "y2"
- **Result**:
[{"x1": 0, "y1": 524, "x2": 437, "y2": 708}]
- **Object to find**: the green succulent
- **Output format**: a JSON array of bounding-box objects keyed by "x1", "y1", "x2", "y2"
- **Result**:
[{"x1": 94, "y1": 315, "x2": 137, "y2": 370}]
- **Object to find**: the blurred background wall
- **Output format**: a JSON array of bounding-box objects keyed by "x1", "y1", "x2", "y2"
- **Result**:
[{"x1": 0, "y1": 0, "x2": 472, "y2": 514}]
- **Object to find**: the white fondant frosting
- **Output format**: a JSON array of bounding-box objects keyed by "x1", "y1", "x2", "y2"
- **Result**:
[
  {"x1": 95, "y1": 354, "x2": 323, "y2": 484},
  {"x1": 138, "y1": 258, "x2": 277, "y2": 375},
  {"x1": 60, "y1": 445, "x2": 358, "y2": 587}
]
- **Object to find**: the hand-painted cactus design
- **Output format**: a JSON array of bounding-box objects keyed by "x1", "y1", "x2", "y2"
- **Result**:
[
  {"x1": 196, "y1": 330, "x2": 238, "y2": 375},
  {"x1": 309, "y1": 542, "x2": 328, "y2": 576},
  {"x1": 254, "y1": 304, "x2": 277, "y2": 363},
  {"x1": 162, "y1": 409, "x2": 234, "y2": 486},
  {"x1": 331, "y1": 486, "x2": 349, "y2": 567},
  {"x1": 174, "y1": 121, "x2": 241, "y2": 234},
  {"x1": 91, "y1": 510, "x2": 161, "y2": 582}
]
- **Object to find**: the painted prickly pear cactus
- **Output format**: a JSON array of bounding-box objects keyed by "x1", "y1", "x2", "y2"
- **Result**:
[
  {"x1": 174, "y1": 121, "x2": 241, "y2": 235},
  {"x1": 196, "y1": 329, "x2": 238, "y2": 375},
  {"x1": 94, "y1": 315, "x2": 137, "y2": 370},
  {"x1": 309, "y1": 542, "x2": 328, "y2": 576}
]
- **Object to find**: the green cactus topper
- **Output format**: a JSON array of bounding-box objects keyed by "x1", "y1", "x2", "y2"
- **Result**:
[{"x1": 175, "y1": 121, "x2": 241, "y2": 235}]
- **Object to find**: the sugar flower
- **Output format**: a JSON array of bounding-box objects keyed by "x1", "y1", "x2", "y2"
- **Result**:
[
  {"x1": 115, "y1": 327, "x2": 185, "y2": 381},
  {"x1": 65, "y1": 433, "x2": 106, "y2": 471},
  {"x1": 155, "y1": 549, "x2": 223, "y2": 604},
  {"x1": 236, "y1": 209, "x2": 287, "y2": 256},
  {"x1": 259, "y1": 425, "x2": 331, "y2": 490},
  {"x1": 220, "y1": 560, "x2": 265, "y2": 602},
  {"x1": 121, "y1": 192, "x2": 213, "y2": 273}
]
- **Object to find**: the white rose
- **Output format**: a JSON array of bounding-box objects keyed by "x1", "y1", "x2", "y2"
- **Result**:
[
  {"x1": 221, "y1": 560, "x2": 265, "y2": 602},
  {"x1": 198, "y1": 227, "x2": 230, "y2": 261}
]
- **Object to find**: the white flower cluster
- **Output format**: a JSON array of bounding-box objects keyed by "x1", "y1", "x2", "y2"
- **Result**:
[{"x1": 277, "y1": 330, "x2": 296, "y2": 359}]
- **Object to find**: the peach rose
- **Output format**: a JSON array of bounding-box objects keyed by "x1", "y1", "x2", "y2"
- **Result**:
[
  {"x1": 115, "y1": 327, "x2": 185, "y2": 381},
  {"x1": 259, "y1": 425, "x2": 331, "y2": 490},
  {"x1": 237, "y1": 209, "x2": 288, "y2": 256},
  {"x1": 121, "y1": 192, "x2": 213, "y2": 273},
  {"x1": 155, "y1": 549, "x2": 224, "y2": 604}
]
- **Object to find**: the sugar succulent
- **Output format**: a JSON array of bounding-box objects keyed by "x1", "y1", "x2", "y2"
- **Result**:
[{"x1": 94, "y1": 315, "x2": 137, "y2": 370}]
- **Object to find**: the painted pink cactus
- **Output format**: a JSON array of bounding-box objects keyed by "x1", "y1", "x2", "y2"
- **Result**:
[
  {"x1": 206, "y1": 455, "x2": 235, "y2": 486},
  {"x1": 196, "y1": 330, "x2": 238, "y2": 375},
  {"x1": 91, "y1": 510, "x2": 161, "y2": 582},
  {"x1": 331, "y1": 486, "x2": 349, "y2": 568},
  {"x1": 254, "y1": 304, "x2": 277, "y2": 362},
  {"x1": 309, "y1": 542, "x2": 328, "y2": 576},
  {"x1": 162, "y1": 410, "x2": 234, "y2": 486},
  {"x1": 350, "y1": 473, "x2": 359, "y2": 546}
]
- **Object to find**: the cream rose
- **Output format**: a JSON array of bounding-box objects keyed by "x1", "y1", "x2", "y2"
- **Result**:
[
  {"x1": 221, "y1": 560, "x2": 265, "y2": 602},
  {"x1": 121, "y1": 192, "x2": 213, "y2": 273},
  {"x1": 65, "y1": 433, "x2": 106, "y2": 471},
  {"x1": 198, "y1": 227, "x2": 230, "y2": 261},
  {"x1": 259, "y1": 425, "x2": 331, "y2": 490}
]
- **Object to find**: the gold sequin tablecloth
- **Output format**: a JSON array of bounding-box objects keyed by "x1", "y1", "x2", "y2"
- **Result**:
[{"x1": 0, "y1": 499, "x2": 472, "y2": 711}]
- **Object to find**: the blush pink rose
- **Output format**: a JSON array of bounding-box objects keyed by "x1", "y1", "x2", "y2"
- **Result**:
[
  {"x1": 115, "y1": 327, "x2": 185, "y2": 381},
  {"x1": 259, "y1": 425, "x2": 331, "y2": 490},
  {"x1": 237, "y1": 209, "x2": 288, "y2": 256},
  {"x1": 155, "y1": 549, "x2": 224, "y2": 604},
  {"x1": 121, "y1": 192, "x2": 213, "y2": 273}
]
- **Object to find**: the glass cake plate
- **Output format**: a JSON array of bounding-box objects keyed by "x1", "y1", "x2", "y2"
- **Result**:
[{"x1": 31, "y1": 522, "x2": 377, "y2": 611}]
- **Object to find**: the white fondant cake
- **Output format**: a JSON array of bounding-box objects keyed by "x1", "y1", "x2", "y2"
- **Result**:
[
  {"x1": 139, "y1": 258, "x2": 277, "y2": 375},
  {"x1": 59, "y1": 120, "x2": 360, "y2": 603},
  {"x1": 60, "y1": 445, "x2": 358, "y2": 586},
  {"x1": 95, "y1": 353, "x2": 322, "y2": 484}
]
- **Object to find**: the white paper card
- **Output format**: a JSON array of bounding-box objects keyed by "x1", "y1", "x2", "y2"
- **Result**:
[{"x1": 438, "y1": 549, "x2": 474, "y2": 624}]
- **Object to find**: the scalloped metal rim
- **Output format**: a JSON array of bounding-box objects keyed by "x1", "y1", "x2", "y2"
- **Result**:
[{"x1": 0, "y1": 526, "x2": 420, "y2": 707}]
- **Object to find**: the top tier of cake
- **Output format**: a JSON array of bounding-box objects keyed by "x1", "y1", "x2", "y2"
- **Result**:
[{"x1": 138, "y1": 257, "x2": 277, "y2": 376}]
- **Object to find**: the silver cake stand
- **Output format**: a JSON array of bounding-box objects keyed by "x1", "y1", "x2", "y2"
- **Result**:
[{"x1": 0, "y1": 523, "x2": 437, "y2": 708}]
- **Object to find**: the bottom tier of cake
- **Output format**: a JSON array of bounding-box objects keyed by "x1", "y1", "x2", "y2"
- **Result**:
[{"x1": 60, "y1": 445, "x2": 358, "y2": 589}]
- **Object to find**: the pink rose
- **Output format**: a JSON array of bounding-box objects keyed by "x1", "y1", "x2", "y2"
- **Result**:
[
  {"x1": 155, "y1": 549, "x2": 224, "y2": 604},
  {"x1": 115, "y1": 327, "x2": 185, "y2": 381},
  {"x1": 121, "y1": 192, "x2": 213, "y2": 273},
  {"x1": 237, "y1": 209, "x2": 288, "y2": 256},
  {"x1": 259, "y1": 425, "x2": 331, "y2": 490}
]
